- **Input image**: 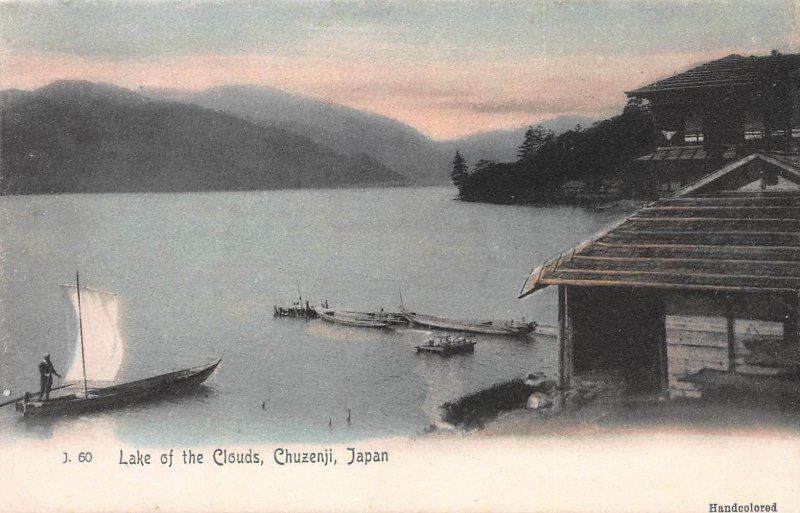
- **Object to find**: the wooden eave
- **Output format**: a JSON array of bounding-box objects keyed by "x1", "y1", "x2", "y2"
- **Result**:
[
  {"x1": 660, "y1": 196, "x2": 800, "y2": 207},
  {"x1": 622, "y1": 217, "x2": 799, "y2": 231},
  {"x1": 539, "y1": 268, "x2": 800, "y2": 290},
  {"x1": 581, "y1": 243, "x2": 800, "y2": 262},
  {"x1": 602, "y1": 231, "x2": 799, "y2": 247},
  {"x1": 535, "y1": 276, "x2": 797, "y2": 294},
  {"x1": 634, "y1": 206, "x2": 800, "y2": 219},
  {"x1": 518, "y1": 157, "x2": 800, "y2": 299},
  {"x1": 568, "y1": 255, "x2": 800, "y2": 277}
]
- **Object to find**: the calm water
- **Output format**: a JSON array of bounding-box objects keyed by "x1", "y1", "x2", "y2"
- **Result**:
[{"x1": 0, "y1": 187, "x2": 629, "y2": 445}]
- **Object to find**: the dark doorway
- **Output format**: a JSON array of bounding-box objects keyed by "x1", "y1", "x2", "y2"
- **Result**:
[{"x1": 569, "y1": 286, "x2": 665, "y2": 393}]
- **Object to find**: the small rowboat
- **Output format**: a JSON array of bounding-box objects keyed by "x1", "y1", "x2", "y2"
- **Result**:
[
  {"x1": 416, "y1": 336, "x2": 476, "y2": 356},
  {"x1": 315, "y1": 308, "x2": 393, "y2": 329},
  {"x1": 401, "y1": 308, "x2": 536, "y2": 336},
  {"x1": 15, "y1": 360, "x2": 221, "y2": 418}
]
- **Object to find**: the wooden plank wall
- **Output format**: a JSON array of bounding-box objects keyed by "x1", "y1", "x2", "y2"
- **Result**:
[{"x1": 666, "y1": 315, "x2": 784, "y2": 398}]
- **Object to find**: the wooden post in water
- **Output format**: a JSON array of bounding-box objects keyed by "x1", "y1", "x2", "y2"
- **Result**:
[
  {"x1": 563, "y1": 287, "x2": 573, "y2": 395},
  {"x1": 556, "y1": 285, "x2": 567, "y2": 410},
  {"x1": 76, "y1": 271, "x2": 89, "y2": 398},
  {"x1": 295, "y1": 279, "x2": 303, "y2": 316}
]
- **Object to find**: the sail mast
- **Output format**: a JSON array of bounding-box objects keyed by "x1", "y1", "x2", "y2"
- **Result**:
[
  {"x1": 295, "y1": 278, "x2": 302, "y2": 306},
  {"x1": 75, "y1": 271, "x2": 89, "y2": 398}
]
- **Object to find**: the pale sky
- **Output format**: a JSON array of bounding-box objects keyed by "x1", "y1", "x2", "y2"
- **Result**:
[{"x1": 1, "y1": 0, "x2": 798, "y2": 139}]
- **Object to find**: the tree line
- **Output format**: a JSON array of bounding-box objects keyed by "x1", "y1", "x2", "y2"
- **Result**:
[{"x1": 451, "y1": 99, "x2": 654, "y2": 204}]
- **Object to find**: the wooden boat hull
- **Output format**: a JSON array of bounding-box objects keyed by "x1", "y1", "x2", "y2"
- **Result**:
[
  {"x1": 401, "y1": 309, "x2": 535, "y2": 336},
  {"x1": 329, "y1": 309, "x2": 406, "y2": 325},
  {"x1": 316, "y1": 308, "x2": 393, "y2": 328},
  {"x1": 16, "y1": 360, "x2": 221, "y2": 419}
]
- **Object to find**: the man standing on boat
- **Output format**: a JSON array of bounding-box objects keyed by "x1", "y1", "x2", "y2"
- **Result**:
[{"x1": 38, "y1": 354, "x2": 61, "y2": 401}]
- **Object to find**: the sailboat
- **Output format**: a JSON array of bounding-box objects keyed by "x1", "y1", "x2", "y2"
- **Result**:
[{"x1": 13, "y1": 273, "x2": 220, "y2": 419}]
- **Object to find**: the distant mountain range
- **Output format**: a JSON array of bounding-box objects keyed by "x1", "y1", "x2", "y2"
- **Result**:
[
  {"x1": 145, "y1": 85, "x2": 453, "y2": 186},
  {"x1": 0, "y1": 80, "x2": 599, "y2": 195},
  {"x1": 0, "y1": 81, "x2": 407, "y2": 195}
]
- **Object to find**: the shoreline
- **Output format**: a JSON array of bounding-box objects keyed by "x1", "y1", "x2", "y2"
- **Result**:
[{"x1": 432, "y1": 395, "x2": 800, "y2": 440}]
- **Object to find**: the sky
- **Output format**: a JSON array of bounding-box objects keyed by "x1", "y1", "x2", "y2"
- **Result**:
[{"x1": 1, "y1": 0, "x2": 798, "y2": 139}]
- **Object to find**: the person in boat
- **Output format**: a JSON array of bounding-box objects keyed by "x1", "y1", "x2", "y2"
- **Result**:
[{"x1": 38, "y1": 353, "x2": 61, "y2": 401}]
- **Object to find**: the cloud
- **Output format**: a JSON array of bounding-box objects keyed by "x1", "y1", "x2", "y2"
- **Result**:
[
  {"x1": 442, "y1": 99, "x2": 589, "y2": 115},
  {"x1": 0, "y1": 0, "x2": 795, "y2": 60}
]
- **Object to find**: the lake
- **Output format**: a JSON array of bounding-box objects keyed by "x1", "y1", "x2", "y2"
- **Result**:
[{"x1": 0, "y1": 186, "x2": 630, "y2": 445}]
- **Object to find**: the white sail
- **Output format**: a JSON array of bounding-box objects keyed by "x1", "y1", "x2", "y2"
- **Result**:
[{"x1": 62, "y1": 286, "x2": 125, "y2": 383}]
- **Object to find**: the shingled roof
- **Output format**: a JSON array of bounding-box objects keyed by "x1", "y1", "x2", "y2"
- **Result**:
[
  {"x1": 519, "y1": 153, "x2": 800, "y2": 298},
  {"x1": 626, "y1": 53, "x2": 800, "y2": 96}
]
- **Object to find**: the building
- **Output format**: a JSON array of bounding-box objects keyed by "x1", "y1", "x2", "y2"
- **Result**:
[
  {"x1": 519, "y1": 153, "x2": 800, "y2": 403},
  {"x1": 559, "y1": 180, "x2": 586, "y2": 199},
  {"x1": 625, "y1": 53, "x2": 800, "y2": 199}
]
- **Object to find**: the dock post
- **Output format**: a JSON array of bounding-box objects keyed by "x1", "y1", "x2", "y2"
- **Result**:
[{"x1": 556, "y1": 285, "x2": 570, "y2": 410}]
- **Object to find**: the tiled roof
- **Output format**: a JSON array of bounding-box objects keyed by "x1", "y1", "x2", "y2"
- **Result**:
[
  {"x1": 626, "y1": 53, "x2": 800, "y2": 96},
  {"x1": 519, "y1": 154, "x2": 800, "y2": 297}
]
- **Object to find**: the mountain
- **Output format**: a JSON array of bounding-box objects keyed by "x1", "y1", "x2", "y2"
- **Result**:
[
  {"x1": 0, "y1": 81, "x2": 408, "y2": 195},
  {"x1": 144, "y1": 85, "x2": 453, "y2": 185},
  {"x1": 439, "y1": 115, "x2": 600, "y2": 164}
]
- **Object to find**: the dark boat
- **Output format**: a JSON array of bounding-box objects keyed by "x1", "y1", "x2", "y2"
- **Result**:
[
  {"x1": 315, "y1": 308, "x2": 393, "y2": 328},
  {"x1": 273, "y1": 281, "x2": 319, "y2": 319},
  {"x1": 15, "y1": 360, "x2": 221, "y2": 418},
  {"x1": 416, "y1": 336, "x2": 476, "y2": 356},
  {"x1": 401, "y1": 308, "x2": 536, "y2": 336},
  {"x1": 273, "y1": 304, "x2": 319, "y2": 319}
]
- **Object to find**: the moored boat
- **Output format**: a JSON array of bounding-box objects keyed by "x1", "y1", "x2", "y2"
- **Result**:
[
  {"x1": 416, "y1": 335, "x2": 476, "y2": 356},
  {"x1": 401, "y1": 308, "x2": 536, "y2": 336},
  {"x1": 330, "y1": 308, "x2": 406, "y2": 325},
  {"x1": 273, "y1": 304, "x2": 319, "y2": 319},
  {"x1": 316, "y1": 308, "x2": 393, "y2": 328}
]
